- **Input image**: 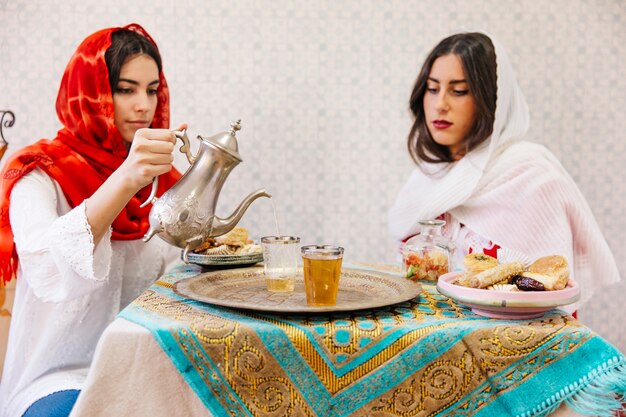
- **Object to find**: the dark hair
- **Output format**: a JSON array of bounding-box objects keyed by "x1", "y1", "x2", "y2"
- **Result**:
[
  {"x1": 407, "y1": 32, "x2": 497, "y2": 164},
  {"x1": 104, "y1": 28, "x2": 162, "y2": 93}
]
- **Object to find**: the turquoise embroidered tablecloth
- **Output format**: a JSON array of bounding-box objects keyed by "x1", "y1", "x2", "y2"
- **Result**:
[{"x1": 119, "y1": 264, "x2": 626, "y2": 417}]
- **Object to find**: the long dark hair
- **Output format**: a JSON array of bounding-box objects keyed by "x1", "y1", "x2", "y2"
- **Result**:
[
  {"x1": 408, "y1": 32, "x2": 497, "y2": 164},
  {"x1": 105, "y1": 28, "x2": 162, "y2": 93}
]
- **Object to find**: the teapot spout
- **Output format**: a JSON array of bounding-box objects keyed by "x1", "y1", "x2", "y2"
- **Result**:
[
  {"x1": 142, "y1": 224, "x2": 161, "y2": 242},
  {"x1": 211, "y1": 188, "x2": 271, "y2": 237}
]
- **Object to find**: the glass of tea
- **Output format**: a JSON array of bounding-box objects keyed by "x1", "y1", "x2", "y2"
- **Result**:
[
  {"x1": 301, "y1": 245, "x2": 344, "y2": 306},
  {"x1": 261, "y1": 236, "x2": 301, "y2": 292}
]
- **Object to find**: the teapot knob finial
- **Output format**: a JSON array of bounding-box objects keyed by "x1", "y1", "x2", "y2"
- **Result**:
[{"x1": 229, "y1": 119, "x2": 242, "y2": 136}]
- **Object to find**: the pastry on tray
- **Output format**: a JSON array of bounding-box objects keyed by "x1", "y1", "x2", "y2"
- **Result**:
[
  {"x1": 193, "y1": 226, "x2": 262, "y2": 256},
  {"x1": 457, "y1": 253, "x2": 498, "y2": 286},
  {"x1": 467, "y1": 262, "x2": 525, "y2": 289}
]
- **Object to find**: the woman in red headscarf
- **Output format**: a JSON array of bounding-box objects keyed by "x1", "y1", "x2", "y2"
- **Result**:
[{"x1": 0, "y1": 24, "x2": 185, "y2": 417}]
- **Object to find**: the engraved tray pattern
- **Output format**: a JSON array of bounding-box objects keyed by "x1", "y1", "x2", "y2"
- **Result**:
[
  {"x1": 184, "y1": 251, "x2": 263, "y2": 267},
  {"x1": 173, "y1": 266, "x2": 422, "y2": 313}
]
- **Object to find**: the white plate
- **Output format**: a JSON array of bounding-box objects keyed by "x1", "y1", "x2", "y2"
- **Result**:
[{"x1": 436, "y1": 272, "x2": 580, "y2": 319}]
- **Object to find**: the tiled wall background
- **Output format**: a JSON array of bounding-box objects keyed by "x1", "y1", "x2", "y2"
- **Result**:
[{"x1": 0, "y1": 0, "x2": 624, "y2": 352}]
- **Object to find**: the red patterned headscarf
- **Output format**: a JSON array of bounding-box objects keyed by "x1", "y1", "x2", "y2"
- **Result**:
[{"x1": 0, "y1": 23, "x2": 181, "y2": 284}]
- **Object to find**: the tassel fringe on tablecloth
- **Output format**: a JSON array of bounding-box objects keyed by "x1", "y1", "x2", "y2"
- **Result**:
[{"x1": 519, "y1": 357, "x2": 626, "y2": 417}]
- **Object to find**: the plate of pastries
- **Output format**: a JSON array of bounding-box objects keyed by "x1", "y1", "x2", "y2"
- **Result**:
[
  {"x1": 436, "y1": 253, "x2": 580, "y2": 319},
  {"x1": 184, "y1": 226, "x2": 263, "y2": 268}
]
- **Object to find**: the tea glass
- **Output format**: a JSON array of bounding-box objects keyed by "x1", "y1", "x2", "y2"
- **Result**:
[
  {"x1": 301, "y1": 245, "x2": 344, "y2": 306},
  {"x1": 261, "y1": 236, "x2": 301, "y2": 292}
]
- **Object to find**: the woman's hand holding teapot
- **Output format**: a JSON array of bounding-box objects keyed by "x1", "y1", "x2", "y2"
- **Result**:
[
  {"x1": 85, "y1": 123, "x2": 187, "y2": 244},
  {"x1": 120, "y1": 123, "x2": 188, "y2": 192}
]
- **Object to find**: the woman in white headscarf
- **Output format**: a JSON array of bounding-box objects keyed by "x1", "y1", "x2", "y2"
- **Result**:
[{"x1": 388, "y1": 32, "x2": 619, "y2": 306}]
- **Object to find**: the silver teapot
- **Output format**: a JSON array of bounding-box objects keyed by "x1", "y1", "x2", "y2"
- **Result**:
[{"x1": 141, "y1": 120, "x2": 270, "y2": 263}]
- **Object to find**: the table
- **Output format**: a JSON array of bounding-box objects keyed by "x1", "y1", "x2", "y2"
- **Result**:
[{"x1": 69, "y1": 264, "x2": 626, "y2": 417}]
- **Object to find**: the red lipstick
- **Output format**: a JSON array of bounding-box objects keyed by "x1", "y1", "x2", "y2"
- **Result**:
[{"x1": 433, "y1": 120, "x2": 452, "y2": 129}]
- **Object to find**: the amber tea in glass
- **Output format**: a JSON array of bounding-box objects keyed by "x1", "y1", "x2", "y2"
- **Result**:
[{"x1": 301, "y1": 245, "x2": 344, "y2": 306}]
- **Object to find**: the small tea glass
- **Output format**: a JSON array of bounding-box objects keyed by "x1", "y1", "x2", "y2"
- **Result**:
[
  {"x1": 301, "y1": 245, "x2": 344, "y2": 306},
  {"x1": 261, "y1": 236, "x2": 301, "y2": 293}
]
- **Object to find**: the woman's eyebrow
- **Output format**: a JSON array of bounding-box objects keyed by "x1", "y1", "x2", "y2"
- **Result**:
[
  {"x1": 118, "y1": 78, "x2": 160, "y2": 86},
  {"x1": 427, "y1": 77, "x2": 467, "y2": 84}
]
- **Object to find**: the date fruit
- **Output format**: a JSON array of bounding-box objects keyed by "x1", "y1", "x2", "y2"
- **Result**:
[{"x1": 513, "y1": 275, "x2": 545, "y2": 291}]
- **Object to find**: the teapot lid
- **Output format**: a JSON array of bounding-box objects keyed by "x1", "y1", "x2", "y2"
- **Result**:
[{"x1": 203, "y1": 119, "x2": 243, "y2": 161}]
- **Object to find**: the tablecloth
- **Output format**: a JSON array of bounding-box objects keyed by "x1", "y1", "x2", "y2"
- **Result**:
[{"x1": 117, "y1": 264, "x2": 626, "y2": 417}]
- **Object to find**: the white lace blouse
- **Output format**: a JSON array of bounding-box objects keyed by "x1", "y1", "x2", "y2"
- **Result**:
[{"x1": 0, "y1": 168, "x2": 179, "y2": 417}]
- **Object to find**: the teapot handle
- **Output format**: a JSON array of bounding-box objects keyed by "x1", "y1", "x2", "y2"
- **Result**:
[
  {"x1": 139, "y1": 129, "x2": 195, "y2": 208},
  {"x1": 174, "y1": 129, "x2": 195, "y2": 165}
]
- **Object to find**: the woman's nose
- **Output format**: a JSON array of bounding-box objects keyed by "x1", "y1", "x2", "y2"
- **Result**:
[
  {"x1": 435, "y1": 93, "x2": 449, "y2": 112},
  {"x1": 134, "y1": 93, "x2": 150, "y2": 112}
]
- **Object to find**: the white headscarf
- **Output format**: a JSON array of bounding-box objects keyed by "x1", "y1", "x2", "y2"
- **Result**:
[
  {"x1": 389, "y1": 33, "x2": 530, "y2": 228},
  {"x1": 388, "y1": 33, "x2": 620, "y2": 304}
]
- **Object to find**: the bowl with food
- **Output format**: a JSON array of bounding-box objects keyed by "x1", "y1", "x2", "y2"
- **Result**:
[{"x1": 436, "y1": 254, "x2": 581, "y2": 319}]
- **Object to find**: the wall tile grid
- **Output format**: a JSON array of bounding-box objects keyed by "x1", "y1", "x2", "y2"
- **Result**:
[{"x1": 0, "y1": 0, "x2": 623, "y2": 352}]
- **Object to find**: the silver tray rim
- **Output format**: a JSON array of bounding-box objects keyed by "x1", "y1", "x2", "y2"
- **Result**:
[{"x1": 183, "y1": 251, "x2": 264, "y2": 266}]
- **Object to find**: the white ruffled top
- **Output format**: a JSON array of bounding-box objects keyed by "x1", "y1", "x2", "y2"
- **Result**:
[{"x1": 0, "y1": 167, "x2": 179, "y2": 417}]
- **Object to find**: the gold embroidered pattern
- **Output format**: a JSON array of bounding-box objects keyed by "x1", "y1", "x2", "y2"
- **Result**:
[
  {"x1": 128, "y1": 282, "x2": 590, "y2": 417},
  {"x1": 133, "y1": 290, "x2": 314, "y2": 416}
]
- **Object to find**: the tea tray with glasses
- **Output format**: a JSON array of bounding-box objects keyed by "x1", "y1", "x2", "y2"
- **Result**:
[{"x1": 173, "y1": 266, "x2": 422, "y2": 313}]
